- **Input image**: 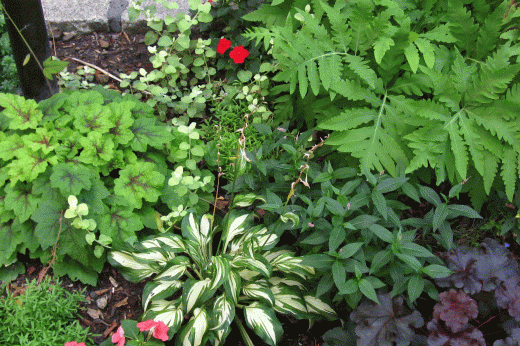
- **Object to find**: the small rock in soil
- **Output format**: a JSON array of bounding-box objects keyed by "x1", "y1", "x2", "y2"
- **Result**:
[
  {"x1": 87, "y1": 308, "x2": 103, "y2": 320},
  {"x1": 96, "y1": 296, "x2": 108, "y2": 309},
  {"x1": 62, "y1": 32, "x2": 76, "y2": 42},
  {"x1": 99, "y1": 39, "x2": 110, "y2": 49}
]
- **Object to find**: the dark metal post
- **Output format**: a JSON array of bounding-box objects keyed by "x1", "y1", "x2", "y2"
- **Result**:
[{"x1": 1, "y1": 0, "x2": 58, "y2": 101}]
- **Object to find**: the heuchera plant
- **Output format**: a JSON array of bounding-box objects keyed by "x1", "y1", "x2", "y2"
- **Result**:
[
  {"x1": 108, "y1": 212, "x2": 336, "y2": 346},
  {"x1": 0, "y1": 87, "x2": 212, "y2": 285}
]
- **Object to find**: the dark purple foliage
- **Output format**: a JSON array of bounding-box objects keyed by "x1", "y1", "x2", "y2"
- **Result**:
[
  {"x1": 350, "y1": 293, "x2": 424, "y2": 346},
  {"x1": 495, "y1": 276, "x2": 520, "y2": 322},
  {"x1": 433, "y1": 289, "x2": 478, "y2": 333},
  {"x1": 427, "y1": 318, "x2": 486, "y2": 346}
]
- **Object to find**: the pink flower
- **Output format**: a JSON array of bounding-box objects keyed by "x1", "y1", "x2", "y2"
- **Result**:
[
  {"x1": 217, "y1": 38, "x2": 232, "y2": 55},
  {"x1": 112, "y1": 326, "x2": 125, "y2": 346},
  {"x1": 137, "y1": 319, "x2": 169, "y2": 341},
  {"x1": 65, "y1": 342, "x2": 86, "y2": 346},
  {"x1": 229, "y1": 46, "x2": 249, "y2": 64}
]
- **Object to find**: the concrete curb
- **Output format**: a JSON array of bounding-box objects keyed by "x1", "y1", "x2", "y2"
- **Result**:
[{"x1": 41, "y1": 0, "x2": 190, "y2": 34}]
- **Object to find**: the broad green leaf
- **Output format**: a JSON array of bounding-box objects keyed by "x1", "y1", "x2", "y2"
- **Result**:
[
  {"x1": 301, "y1": 254, "x2": 334, "y2": 269},
  {"x1": 400, "y1": 242, "x2": 434, "y2": 258},
  {"x1": 404, "y1": 43, "x2": 420, "y2": 73},
  {"x1": 372, "y1": 190, "x2": 387, "y2": 220},
  {"x1": 421, "y1": 264, "x2": 452, "y2": 278},
  {"x1": 407, "y1": 276, "x2": 424, "y2": 303},
  {"x1": 3, "y1": 183, "x2": 40, "y2": 223},
  {"x1": 350, "y1": 215, "x2": 379, "y2": 229},
  {"x1": 243, "y1": 302, "x2": 283, "y2": 346},
  {"x1": 31, "y1": 199, "x2": 67, "y2": 248},
  {"x1": 0, "y1": 93, "x2": 42, "y2": 129},
  {"x1": 78, "y1": 132, "x2": 115, "y2": 166},
  {"x1": 338, "y1": 242, "x2": 364, "y2": 259},
  {"x1": 99, "y1": 205, "x2": 144, "y2": 245},
  {"x1": 368, "y1": 224, "x2": 394, "y2": 243},
  {"x1": 42, "y1": 57, "x2": 69, "y2": 79},
  {"x1": 130, "y1": 116, "x2": 174, "y2": 152},
  {"x1": 370, "y1": 250, "x2": 392, "y2": 274},
  {"x1": 447, "y1": 204, "x2": 481, "y2": 219},
  {"x1": 329, "y1": 226, "x2": 345, "y2": 252},
  {"x1": 395, "y1": 253, "x2": 422, "y2": 272},
  {"x1": 418, "y1": 185, "x2": 441, "y2": 206},
  {"x1": 358, "y1": 278, "x2": 379, "y2": 304},
  {"x1": 332, "y1": 261, "x2": 346, "y2": 288},
  {"x1": 337, "y1": 278, "x2": 359, "y2": 295},
  {"x1": 433, "y1": 203, "x2": 449, "y2": 232}
]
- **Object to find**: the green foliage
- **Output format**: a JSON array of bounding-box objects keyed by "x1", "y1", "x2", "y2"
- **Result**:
[
  {"x1": 0, "y1": 277, "x2": 92, "y2": 346},
  {"x1": 108, "y1": 212, "x2": 335, "y2": 346},
  {"x1": 0, "y1": 12, "x2": 18, "y2": 93},
  {"x1": 0, "y1": 88, "x2": 213, "y2": 285},
  {"x1": 244, "y1": 0, "x2": 520, "y2": 210},
  {"x1": 224, "y1": 123, "x2": 481, "y2": 308}
]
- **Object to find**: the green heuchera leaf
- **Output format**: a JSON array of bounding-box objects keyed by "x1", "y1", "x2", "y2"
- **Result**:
[
  {"x1": 73, "y1": 103, "x2": 114, "y2": 134},
  {"x1": 113, "y1": 162, "x2": 165, "y2": 208},
  {"x1": 50, "y1": 163, "x2": 94, "y2": 196},
  {"x1": 99, "y1": 205, "x2": 144, "y2": 244},
  {"x1": 130, "y1": 116, "x2": 174, "y2": 152},
  {"x1": 7, "y1": 148, "x2": 58, "y2": 185},
  {"x1": 3, "y1": 183, "x2": 40, "y2": 223},
  {"x1": 0, "y1": 93, "x2": 42, "y2": 129},
  {"x1": 108, "y1": 101, "x2": 136, "y2": 145},
  {"x1": 0, "y1": 133, "x2": 23, "y2": 161},
  {"x1": 31, "y1": 199, "x2": 68, "y2": 248},
  {"x1": 78, "y1": 132, "x2": 115, "y2": 166},
  {"x1": 243, "y1": 302, "x2": 283, "y2": 346}
]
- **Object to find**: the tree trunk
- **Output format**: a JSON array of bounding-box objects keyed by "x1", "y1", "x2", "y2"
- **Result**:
[{"x1": 1, "y1": 0, "x2": 58, "y2": 101}]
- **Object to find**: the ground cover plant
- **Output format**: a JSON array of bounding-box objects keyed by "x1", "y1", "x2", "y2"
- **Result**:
[
  {"x1": 0, "y1": 12, "x2": 18, "y2": 94},
  {"x1": 0, "y1": 276, "x2": 92, "y2": 346}
]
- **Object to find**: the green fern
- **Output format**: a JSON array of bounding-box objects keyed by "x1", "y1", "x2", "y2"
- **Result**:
[{"x1": 245, "y1": 0, "x2": 520, "y2": 210}]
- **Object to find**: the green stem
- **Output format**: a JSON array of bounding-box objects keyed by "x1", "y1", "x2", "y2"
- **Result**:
[{"x1": 235, "y1": 318, "x2": 254, "y2": 346}]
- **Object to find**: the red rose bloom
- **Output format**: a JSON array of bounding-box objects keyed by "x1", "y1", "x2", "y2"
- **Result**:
[
  {"x1": 216, "y1": 38, "x2": 231, "y2": 55},
  {"x1": 229, "y1": 46, "x2": 249, "y2": 64}
]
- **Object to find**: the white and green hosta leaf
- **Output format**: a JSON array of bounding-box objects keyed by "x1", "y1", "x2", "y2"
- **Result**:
[
  {"x1": 146, "y1": 299, "x2": 183, "y2": 333},
  {"x1": 210, "y1": 294, "x2": 235, "y2": 344},
  {"x1": 268, "y1": 252, "x2": 315, "y2": 279},
  {"x1": 142, "y1": 279, "x2": 183, "y2": 310},
  {"x1": 222, "y1": 211, "x2": 250, "y2": 251},
  {"x1": 183, "y1": 278, "x2": 212, "y2": 314},
  {"x1": 304, "y1": 295, "x2": 337, "y2": 320},
  {"x1": 185, "y1": 238, "x2": 210, "y2": 269},
  {"x1": 242, "y1": 280, "x2": 275, "y2": 306},
  {"x1": 269, "y1": 277, "x2": 306, "y2": 290},
  {"x1": 107, "y1": 250, "x2": 159, "y2": 282},
  {"x1": 131, "y1": 249, "x2": 171, "y2": 268},
  {"x1": 182, "y1": 213, "x2": 212, "y2": 247},
  {"x1": 271, "y1": 285, "x2": 308, "y2": 319},
  {"x1": 243, "y1": 302, "x2": 283, "y2": 346},
  {"x1": 154, "y1": 256, "x2": 189, "y2": 281},
  {"x1": 177, "y1": 308, "x2": 209, "y2": 346},
  {"x1": 141, "y1": 233, "x2": 186, "y2": 254},
  {"x1": 209, "y1": 255, "x2": 231, "y2": 291},
  {"x1": 232, "y1": 255, "x2": 272, "y2": 278},
  {"x1": 224, "y1": 270, "x2": 242, "y2": 304}
]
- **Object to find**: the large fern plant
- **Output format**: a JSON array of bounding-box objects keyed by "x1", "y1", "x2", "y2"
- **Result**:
[{"x1": 244, "y1": 0, "x2": 520, "y2": 210}]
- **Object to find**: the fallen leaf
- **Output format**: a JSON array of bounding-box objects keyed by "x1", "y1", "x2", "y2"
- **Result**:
[
  {"x1": 109, "y1": 276, "x2": 119, "y2": 287},
  {"x1": 95, "y1": 287, "x2": 111, "y2": 296},
  {"x1": 102, "y1": 320, "x2": 118, "y2": 339},
  {"x1": 26, "y1": 266, "x2": 36, "y2": 275},
  {"x1": 113, "y1": 297, "x2": 128, "y2": 308}
]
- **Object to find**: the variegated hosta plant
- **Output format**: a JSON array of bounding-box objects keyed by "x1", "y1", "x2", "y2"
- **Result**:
[{"x1": 108, "y1": 211, "x2": 336, "y2": 346}]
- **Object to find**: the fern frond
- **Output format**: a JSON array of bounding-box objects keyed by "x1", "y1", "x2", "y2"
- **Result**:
[
  {"x1": 470, "y1": 109, "x2": 519, "y2": 149},
  {"x1": 458, "y1": 111, "x2": 485, "y2": 175},
  {"x1": 389, "y1": 72, "x2": 432, "y2": 96},
  {"x1": 483, "y1": 150, "x2": 499, "y2": 194},
  {"x1": 475, "y1": 1, "x2": 508, "y2": 60},
  {"x1": 243, "y1": 27, "x2": 277, "y2": 51},
  {"x1": 447, "y1": 0, "x2": 479, "y2": 52},
  {"x1": 445, "y1": 115, "x2": 469, "y2": 179},
  {"x1": 344, "y1": 54, "x2": 378, "y2": 89},
  {"x1": 319, "y1": 108, "x2": 377, "y2": 131},
  {"x1": 501, "y1": 146, "x2": 517, "y2": 201}
]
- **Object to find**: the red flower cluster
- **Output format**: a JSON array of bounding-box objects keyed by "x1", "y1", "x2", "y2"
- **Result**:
[
  {"x1": 217, "y1": 38, "x2": 249, "y2": 64},
  {"x1": 137, "y1": 319, "x2": 169, "y2": 341}
]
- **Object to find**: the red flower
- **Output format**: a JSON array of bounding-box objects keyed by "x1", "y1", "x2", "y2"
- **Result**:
[
  {"x1": 137, "y1": 319, "x2": 169, "y2": 341},
  {"x1": 229, "y1": 46, "x2": 249, "y2": 64},
  {"x1": 112, "y1": 326, "x2": 125, "y2": 346},
  {"x1": 65, "y1": 342, "x2": 86, "y2": 346},
  {"x1": 217, "y1": 38, "x2": 232, "y2": 55}
]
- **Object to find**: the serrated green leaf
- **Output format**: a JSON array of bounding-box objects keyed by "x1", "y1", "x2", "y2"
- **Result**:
[
  {"x1": 407, "y1": 276, "x2": 424, "y2": 303},
  {"x1": 414, "y1": 38, "x2": 435, "y2": 69},
  {"x1": 368, "y1": 224, "x2": 394, "y2": 243},
  {"x1": 50, "y1": 163, "x2": 93, "y2": 196},
  {"x1": 338, "y1": 242, "x2": 364, "y2": 259},
  {"x1": 130, "y1": 116, "x2": 174, "y2": 152},
  {"x1": 374, "y1": 36, "x2": 395, "y2": 64},
  {"x1": 358, "y1": 278, "x2": 379, "y2": 304},
  {"x1": 113, "y1": 162, "x2": 165, "y2": 209},
  {"x1": 433, "y1": 204, "x2": 449, "y2": 232},
  {"x1": 404, "y1": 43, "x2": 420, "y2": 73},
  {"x1": 329, "y1": 227, "x2": 345, "y2": 252},
  {"x1": 4, "y1": 183, "x2": 40, "y2": 223},
  {"x1": 372, "y1": 190, "x2": 387, "y2": 220},
  {"x1": 421, "y1": 264, "x2": 452, "y2": 278}
]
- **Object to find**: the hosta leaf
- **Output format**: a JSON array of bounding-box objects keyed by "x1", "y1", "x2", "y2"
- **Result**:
[
  {"x1": 209, "y1": 255, "x2": 231, "y2": 291},
  {"x1": 130, "y1": 115, "x2": 174, "y2": 152},
  {"x1": 183, "y1": 278, "x2": 212, "y2": 314},
  {"x1": 182, "y1": 213, "x2": 212, "y2": 247},
  {"x1": 176, "y1": 308, "x2": 209, "y2": 346},
  {"x1": 271, "y1": 284, "x2": 308, "y2": 319},
  {"x1": 154, "y1": 258, "x2": 189, "y2": 281},
  {"x1": 113, "y1": 162, "x2": 165, "y2": 209},
  {"x1": 210, "y1": 293, "x2": 235, "y2": 331},
  {"x1": 304, "y1": 295, "x2": 337, "y2": 320},
  {"x1": 50, "y1": 163, "x2": 93, "y2": 196},
  {"x1": 244, "y1": 302, "x2": 283, "y2": 346},
  {"x1": 242, "y1": 280, "x2": 275, "y2": 306},
  {"x1": 142, "y1": 279, "x2": 183, "y2": 310},
  {"x1": 142, "y1": 233, "x2": 186, "y2": 254},
  {"x1": 224, "y1": 270, "x2": 242, "y2": 304},
  {"x1": 267, "y1": 252, "x2": 314, "y2": 279},
  {"x1": 222, "y1": 211, "x2": 250, "y2": 251},
  {"x1": 107, "y1": 250, "x2": 159, "y2": 282},
  {"x1": 146, "y1": 299, "x2": 184, "y2": 332},
  {"x1": 232, "y1": 255, "x2": 272, "y2": 278}
]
